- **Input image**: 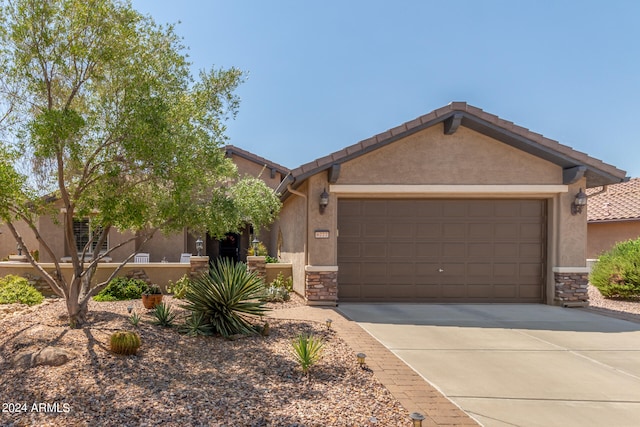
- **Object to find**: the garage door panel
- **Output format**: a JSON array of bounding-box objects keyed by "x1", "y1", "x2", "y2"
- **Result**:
[
  {"x1": 442, "y1": 284, "x2": 467, "y2": 298},
  {"x1": 469, "y1": 223, "x2": 493, "y2": 238},
  {"x1": 416, "y1": 242, "x2": 440, "y2": 257},
  {"x1": 415, "y1": 284, "x2": 442, "y2": 298},
  {"x1": 521, "y1": 223, "x2": 544, "y2": 238},
  {"x1": 443, "y1": 242, "x2": 466, "y2": 257},
  {"x1": 468, "y1": 284, "x2": 493, "y2": 297},
  {"x1": 443, "y1": 223, "x2": 465, "y2": 238},
  {"x1": 338, "y1": 242, "x2": 361, "y2": 258},
  {"x1": 417, "y1": 223, "x2": 442, "y2": 238},
  {"x1": 495, "y1": 223, "x2": 519, "y2": 239},
  {"x1": 494, "y1": 243, "x2": 517, "y2": 257},
  {"x1": 389, "y1": 223, "x2": 414, "y2": 237},
  {"x1": 467, "y1": 263, "x2": 492, "y2": 276},
  {"x1": 494, "y1": 285, "x2": 518, "y2": 298},
  {"x1": 362, "y1": 243, "x2": 386, "y2": 258},
  {"x1": 468, "y1": 242, "x2": 493, "y2": 257},
  {"x1": 520, "y1": 243, "x2": 543, "y2": 257},
  {"x1": 362, "y1": 200, "x2": 388, "y2": 215},
  {"x1": 494, "y1": 202, "x2": 521, "y2": 217},
  {"x1": 338, "y1": 199, "x2": 546, "y2": 303}
]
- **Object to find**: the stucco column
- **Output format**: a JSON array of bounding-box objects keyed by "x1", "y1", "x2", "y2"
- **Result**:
[
  {"x1": 552, "y1": 181, "x2": 590, "y2": 306},
  {"x1": 247, "y1": 256, "x2": 267, "y2": 281},
  {"x1": 189, "y1": 256, "x2": 210, "y2": 279},
  {"x1": 305, "y1": 265, "x2": 338, "y2": 306}
]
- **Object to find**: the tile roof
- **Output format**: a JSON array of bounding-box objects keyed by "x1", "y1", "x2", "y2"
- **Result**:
[
  {"x1": 587, "y1": 178, "x2": 640, "y2": 222},
  {"x1": 277, "y1": 102, "x2": 626, "y2": 197},
  {"x1": 224, "y1": 145, "x2": 290, "y2": 175}
]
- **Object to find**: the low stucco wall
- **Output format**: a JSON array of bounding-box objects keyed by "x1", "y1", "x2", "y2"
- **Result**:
[
  {"x1": 0, "y1": 261, "x2": 192, "y2": 293},
  {"x1": 265, "y1": 263, "x2": 292, "y2": 284}
]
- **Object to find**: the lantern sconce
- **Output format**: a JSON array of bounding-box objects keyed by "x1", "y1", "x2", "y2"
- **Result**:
[
  {"x1": 195, "y1": 237, "x2": 204, "y2": 256},
  {"x1": 319, "y1": 188, "x2": 329, "y2": 214},
  {"x1": 571, "y1": 188, "x2": 587, "y2": 215}
]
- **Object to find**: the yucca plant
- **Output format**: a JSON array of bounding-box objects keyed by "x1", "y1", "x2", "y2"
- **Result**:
[
  {"x1": 179, "y1": 312, "x2": 214, "y2": 337},
  {"x1": 152, "y1": 302, "x2": 176, "y2": 327},
  {"x1": 291, "y1": 334, "x2": 324, "y2": 375},
  {"x1": 182, "y1": 258, "x2": 269, "y2": 337},
  {"x1": 110, "y1": 330, "x2": 141, "y2": 355}
]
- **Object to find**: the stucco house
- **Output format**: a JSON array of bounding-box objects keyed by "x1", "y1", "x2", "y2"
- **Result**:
[
  {"x1": 0, "y1": 144, "x2": 289, "y2": 264},
  {"x1": 587, "y1": 178, "x2": 640, "y2": 259},
  {"x1": 271, "y1": 102, "x2": 627, "y2": 306},
  {"x1": 0, "y1": 102, "x2": 628, "y2": 306}
]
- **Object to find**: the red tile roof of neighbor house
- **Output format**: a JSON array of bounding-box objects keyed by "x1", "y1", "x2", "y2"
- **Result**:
[{"x1": 587, "y1": 178, "x2": 640, "y2": 222}]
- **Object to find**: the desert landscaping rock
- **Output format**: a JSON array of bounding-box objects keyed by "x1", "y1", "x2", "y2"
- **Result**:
[
  {"x1": 0, "y1": 286, "x2": 638, "y2": 426},
  {"x1": 0, "y1": 295, "x2": 409, "y2": 426}
]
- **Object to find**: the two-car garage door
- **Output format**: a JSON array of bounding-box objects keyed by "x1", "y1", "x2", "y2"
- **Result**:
[{"x1": 337, "y1": 199, "x2": 546, "y2": 303}]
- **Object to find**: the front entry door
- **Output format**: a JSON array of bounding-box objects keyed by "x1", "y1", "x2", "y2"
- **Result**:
[{"x1": 219, "y1": 233, "x2": 240, "y2": 262}]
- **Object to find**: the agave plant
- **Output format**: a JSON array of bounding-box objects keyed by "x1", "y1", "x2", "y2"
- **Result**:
[
  {"x1": 182, "y1": 258, "x2": 269, "y2": 337},
  {"x1": 151, "y1": 302, "x2": 176, "y2": 327},
  {"x1": 179, "y1": 312, "x2": 214, "y2": 337}
]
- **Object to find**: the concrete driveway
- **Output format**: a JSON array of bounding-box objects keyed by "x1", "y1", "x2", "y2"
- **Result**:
[{"x1": 336, "y1": 304, "x2": 640, "y2": 427}]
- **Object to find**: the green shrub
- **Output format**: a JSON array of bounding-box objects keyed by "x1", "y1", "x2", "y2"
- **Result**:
[
  {"x1": 0, "y1": 275, "x2": 44, "y2": 306},
  {"x1": 167, "y1": 275, "x2": 191, "y2": 299},
  {"x1": 248, "y1": 241, "x2": 268, "y2": 256},
  {"x1": 265, "y1": 255, "x2": 279, "y2": 263},
  {"x1": 291, "y1": 334, "x2": 324, "y2": 375},
  {"x1": 590, "y1": 238, "x2": 640, "y2": 299},
  {"x1": 182, "y1": 258, "x2": 269, "y2": 337},
  {"x1": 93, "y1": 277, "x2": 150, "y2": 301},
  {"x1": 262, "y1": 272, "x2": 293, "y2": 302}
]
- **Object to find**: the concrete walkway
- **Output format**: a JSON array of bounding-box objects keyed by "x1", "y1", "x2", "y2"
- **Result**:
[
  {"x1": 269, "y1": 305, "x2": 479, "y2": 426},
  {"x1": 335, "y1": 304, "x2": 640, "y2": 427}
]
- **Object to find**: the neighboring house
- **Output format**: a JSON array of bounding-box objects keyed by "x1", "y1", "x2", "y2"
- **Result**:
[
  {"x1": 587, "y1": 178, "x2": 640, "y2": 259},
  {"x1": 0, "y1": 144, "x2": 289, "y2": 264},
  {"x1": 272, "y1": 102, "x2": 626, "y2": 306}
]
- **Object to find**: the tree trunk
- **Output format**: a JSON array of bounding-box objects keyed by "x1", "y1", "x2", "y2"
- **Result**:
[
  {"x1": 66, "y1": 277, "x2": 87, "y2": 328},
  {"x1": 66, "y1": 298, "x2": 88, "y2": 329}
]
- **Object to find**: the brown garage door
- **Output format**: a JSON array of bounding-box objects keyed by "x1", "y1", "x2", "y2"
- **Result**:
[{"x1": 337, "y1": 199, "x2": 546, "y2": 303}]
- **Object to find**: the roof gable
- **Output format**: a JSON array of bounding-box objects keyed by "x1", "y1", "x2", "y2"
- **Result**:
[
  {"x1": 277, "y1": 102, "x2": 626, "y2": 195},
  {"x1": 224, "y1": 145, "x2": 290, "y2": 178}
]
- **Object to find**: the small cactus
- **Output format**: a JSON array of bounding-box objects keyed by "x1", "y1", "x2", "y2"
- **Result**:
[
  {"x1": 261, "y1": 322, "x2": 270, "y2": 336},
  {"x1": 110, "y1": 330, "x2": 141, "y2": 355}
]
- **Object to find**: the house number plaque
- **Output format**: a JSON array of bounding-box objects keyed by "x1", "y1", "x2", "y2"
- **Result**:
[{"x1": 314, "y1": 230, "x2": 330, "y2": 239}]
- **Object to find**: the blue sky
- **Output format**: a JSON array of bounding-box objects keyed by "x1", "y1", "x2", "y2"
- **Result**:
[{"x1": 131, "y1": 0, "x2": 640, "y2": 178}]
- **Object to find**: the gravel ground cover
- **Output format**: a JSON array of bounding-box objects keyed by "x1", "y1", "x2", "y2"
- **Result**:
[
  {"x1": 0, "y1": 295, "x2": 407, "y2": 427},
  {"x1": 1, "y1": 286, "x2": 639, "y2": 427}
]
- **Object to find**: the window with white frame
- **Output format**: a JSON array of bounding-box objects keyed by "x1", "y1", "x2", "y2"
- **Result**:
[{"x1": 73, "y1": 219, "x2": 108, "y2": 254}]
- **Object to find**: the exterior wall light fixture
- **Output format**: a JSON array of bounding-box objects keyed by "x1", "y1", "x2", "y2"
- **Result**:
[
  {"x1": 319, "y1": 188, "x2": 329, "y2": 213},
  {"x1": 571, "y1": 188, "x2": 587, "y2": 215},
  {"x1": 195, "y1": 237, "x2": 204, "y2": 256}
]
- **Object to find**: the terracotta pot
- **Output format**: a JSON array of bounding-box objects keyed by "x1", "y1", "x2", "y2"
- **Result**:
[{"x1": 142, "y1": 294, "x2": 163, "y2": 309}]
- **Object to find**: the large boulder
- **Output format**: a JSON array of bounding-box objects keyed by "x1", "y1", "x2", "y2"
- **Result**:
[{"x1": 13, "y1": 346, "x2": 75, "y2": 368}]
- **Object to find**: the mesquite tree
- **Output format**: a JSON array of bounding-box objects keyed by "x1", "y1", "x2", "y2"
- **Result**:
[{"x1": 0, "y1": 0, "x2": 280, "y2": 327}]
